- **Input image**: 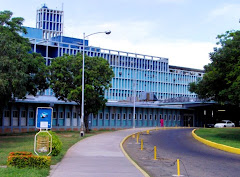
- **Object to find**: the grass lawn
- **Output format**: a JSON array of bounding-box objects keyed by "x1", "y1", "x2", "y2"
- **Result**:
[
  {"x1": 195, "y1": 128, "x2": 240, "y2": 148},
  {"x1": 0, "y1": 129, "x2": 114, "y2": 177}
]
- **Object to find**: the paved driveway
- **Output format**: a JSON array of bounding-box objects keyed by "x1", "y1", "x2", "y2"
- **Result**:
[
  {"x1": 146, "y1": 128, "x2": 240, "y2": 177},
  {"x1": 49, "y1": 128, "x2": 151, "y2": 177}
]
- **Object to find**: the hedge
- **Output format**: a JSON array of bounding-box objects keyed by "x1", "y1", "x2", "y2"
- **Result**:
[
  {"x1": 7, "y1": 152, "x2": 51, "y2": 169},
  {"x1": 9, "y1": 152, "x2": 33, "y2": 156}
]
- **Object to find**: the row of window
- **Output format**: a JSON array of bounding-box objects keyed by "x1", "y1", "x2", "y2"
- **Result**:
[
  {"x1": 109, "y1": 56, "x2": 168, "y2": 71},
  {"x1": 110, "y1": 80, "x2": 192, "y2": 93},
  {"x1": 105, "y1": 89, "x2": 195, "y2": 99},
  {"x1": 3, "y1": 110, "x2": 77, "y2": 119},
  {"x1": 95, "y1": 113, "x2": 181, "y2": 121},
  {"x1": 3, "y1": 110, "x2": 181, "y2": 122},
  {"x1": 53, "y1": 111, "x2": 78, "y2": 119},
  {"x1": 113, "y1": 69, "x2": 199, "y2": 84},
  {"x1": 37, "y1": 10, "x2": 63, "y2": 23},
  {"x1": 34, "y1": 42, "x2": 203, "y2": 82},
  {"x1": 4, "y1": 110, "x2": 34, "y2": 118}
]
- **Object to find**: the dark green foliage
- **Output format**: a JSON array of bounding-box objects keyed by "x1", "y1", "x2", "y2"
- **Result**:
[
  {"x1": 49, "y1": 53, "x2": 114, "y2": 131},
  {"x1": 0, "y1": 10, "x2": 48, "y2": 108},
  {"x1": 38, "y1": 131, "x2": 62, "y2": 156},
  {"x1": 189, "y1": 30, "x2": 240, "y2": 105},
  {"x1": 49, "y1": 131, "x2": 62, "y2": 156}
]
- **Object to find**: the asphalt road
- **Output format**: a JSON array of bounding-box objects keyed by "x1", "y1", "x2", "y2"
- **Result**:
[{"x1": 146, "y1": 128, "x2": 240, "y2": 177}]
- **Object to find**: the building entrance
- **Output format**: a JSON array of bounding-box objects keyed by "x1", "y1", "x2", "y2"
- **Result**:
[{"x1": 183, "y1": 115, "x2": 194, "y2": 127}]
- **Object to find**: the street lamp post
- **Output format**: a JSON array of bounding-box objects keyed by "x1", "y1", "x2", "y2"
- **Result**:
[
  {"x1": 133, "y1": 69, "x2": 136, "y2": 128},
  {"x1": 80, "y1": 31, "x2": 111, "y2": 137},
  {"x1": 132, "y1": 56, "x2": 137, "y2": 129}
]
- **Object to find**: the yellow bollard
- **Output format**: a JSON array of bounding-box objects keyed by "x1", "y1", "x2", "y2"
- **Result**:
[
  {"x1": 147, "y1": 130, "x2": 150, "y2": 134},
  {"x1": 177, "y1": 159, "x2": 180, "y2": 176},
  {"x1": 188, "y1": 124, "x2": 190, "y2": 127},
  {"x1": 141, "y1": 139, "x2": 143, "y2": 150},
  {"x1": 154, "y1": 146, "x2": 157, "y2": 160},
  {"x1": 132, "y1": 134, "x2": 135, "y2": 138},
  {"x1": 204, "y1": 124, "x2": 206, "y2": 128},
  {"x1": 136, "y1": 133, "x2": 139, "y2": 144}
]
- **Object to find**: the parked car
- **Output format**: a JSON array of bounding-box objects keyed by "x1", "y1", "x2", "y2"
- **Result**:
[
  {"x1": 206, "y1": 123, "x2": 215, "y2": 128},
  {"x1": 214, "y1": 120, "x2": 235, "y2": 128}
]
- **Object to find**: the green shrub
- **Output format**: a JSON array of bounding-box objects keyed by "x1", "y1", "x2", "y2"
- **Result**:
[
  {"x1": 49, "y1": 131, "x2": 62, "y2": 156},
  {"x1": 38, "y1": 131, "x2": 62, "y2": 156},
  {"x1": 7, "y1": 152, "x2": 51, "y2": 169}
]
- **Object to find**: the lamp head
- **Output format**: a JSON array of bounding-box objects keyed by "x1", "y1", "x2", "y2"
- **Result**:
[{"x1": 105, "y1": 30, "x2": 111, "y2": 35}]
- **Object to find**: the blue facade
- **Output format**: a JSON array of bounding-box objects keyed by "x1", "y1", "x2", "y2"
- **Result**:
[
  {"x1": 27, "y1": 36, "x2": 203, "y2": 100},
  {"x1": 21, "y1": 27, "x2": 43, "y2": 39},
  {"x1": 0, "y1": 5, "x2": 205, "y2": 133}
]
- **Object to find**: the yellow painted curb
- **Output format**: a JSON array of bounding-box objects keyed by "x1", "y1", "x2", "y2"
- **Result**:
[
  {"x1": 120, "y1": 130, "x2": 154, "y2": 177},
  {"x1": 120, "y1": 127, "x2": 186, "y2": 177},
  {"x1": 192, "y1": 129, "x2": 240, "y2": 155}
]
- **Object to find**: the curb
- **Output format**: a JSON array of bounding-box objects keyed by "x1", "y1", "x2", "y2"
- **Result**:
[
  {"x1": 192, "y1": 129, "x2": 240, "y2": 155},
  {"x1": 120, "y1": 127, "x2": 191, "y2": 177},
  {"x1": 120, "y1": 130, "x2": 154, "y2": 177}
]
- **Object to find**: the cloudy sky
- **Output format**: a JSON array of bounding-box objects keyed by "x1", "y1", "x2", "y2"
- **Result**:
[{"x1": 1, "y1": 0, "x2": 240, "y2": 69}]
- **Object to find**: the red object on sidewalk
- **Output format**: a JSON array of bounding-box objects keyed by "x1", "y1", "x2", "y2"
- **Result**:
[{"x1": 160, "y1": 119, "x2": 164, "y2": 127}]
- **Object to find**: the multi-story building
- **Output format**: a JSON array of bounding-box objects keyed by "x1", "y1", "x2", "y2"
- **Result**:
[{"x1": 0, "y1": 5, "x2": 207, "y2": 133}]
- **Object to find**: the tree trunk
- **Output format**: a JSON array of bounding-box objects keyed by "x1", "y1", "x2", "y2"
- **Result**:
[{"x1": 84, "y1": 114, "x2": 90, "y2": 133}]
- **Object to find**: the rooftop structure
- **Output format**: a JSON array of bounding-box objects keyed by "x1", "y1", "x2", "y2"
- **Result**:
[{"x1": 36, "y1": 4, "x2": 64, "y2": 39}]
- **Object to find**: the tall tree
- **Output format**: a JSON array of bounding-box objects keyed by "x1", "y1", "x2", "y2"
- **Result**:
[
  {"x1": 189, "y1": 30, "x2": 240, "y2": 105},
  {"x1": 0, "y1": 10, "x2": 48, "y2": 107},
  {"x1": 49, "y1": 53, "x2": 114, "y2": 131}
]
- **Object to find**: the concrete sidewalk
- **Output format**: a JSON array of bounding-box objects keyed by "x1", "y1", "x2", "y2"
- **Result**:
[{"x1": 49, "y1": 128, "x2": 152, "y2": 177}]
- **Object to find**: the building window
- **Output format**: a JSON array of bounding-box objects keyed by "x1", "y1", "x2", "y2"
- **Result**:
[
  {"x1": 117, "y1": 113, "x2": 121, "y2": 120},
  {"x1": 111, "y1": 114, "x2": 115, "y2": 119},
  {"x1": 173, "y1": 115, "x2": 176, "y2": 121},
  {"x1": 59, "y1": 112, "x2": 64, "y2": 119},
  {"x1": 29, "y1": 111, "x2": 34, "y2": 119},
  {"x1": 67, "y1": 112, "x2": 71, "y2": 118},
  {"x1": 154, "y1": 115, "x2": 157, "y2": 120},
  {"x1": 21, "y1": 111, "x2": 26, "y2": 118},
  {"x1": 144, "y1": 114, "x2": 147, "y2": 120},
  {"x1": 168, "y1": 115, "x2": 171, "y2": 121},
  {"x1": 53, "y1": 111, "x2": 57, "y2": 119},
  {"x1": 128, "y1": 113, "x2": 132, "y2": 120},
  {"x1": 93, "y1": 114, "x2": 97, "y2": 119},
  {"x1": 13, "y1": 111, "x2": 18, "y2": 118},
  {"x1": 73, "y1": 112, "x2": 77, "y2": 119},
  {"x1": 139, "y1": 114, "x2": 142, "y2": 120},
  {"x1": 149, "y1": 114, "x2": 152, "y2": 120},
  {"x1": 4, "y1": 110, "x2": 10, "y2": 117},
  {"x1": 123, "y1": 114, "x2": 126, "y2": 120},
  {"x1": 159, "y1": 114, "x2": 162, "y2": 120},
  {"x1": 135, "y1": 114, "x2": 137, "y2": 120},
  {"x1": 99, "y1": 113, "x2": 103, "y2": 119},
  {"x1": 178, "y1": 115, "x2": 181, "y2": 121},
  {"x1": 106, "y1": 113, "x2": 109, "y2": 120},
  {"x1": 164, "y1": 114, "x2": 167, "y2": 121}
]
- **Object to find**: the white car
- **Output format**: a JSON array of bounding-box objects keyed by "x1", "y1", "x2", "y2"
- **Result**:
[{"x1": 214, "y1": 120, "x2": 235, "y2": 128}]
